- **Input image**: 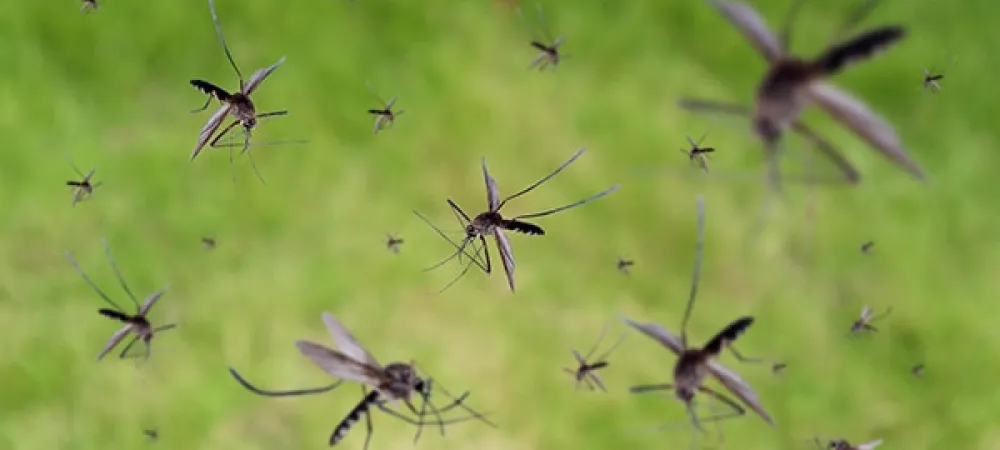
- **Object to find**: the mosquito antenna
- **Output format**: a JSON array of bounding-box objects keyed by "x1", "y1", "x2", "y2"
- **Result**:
[
  {"x1": 227, "y1": 367, "x2": 343, "y2": 397},
  {"x1": 779, "y1": 0, "x2": 808, "y2": 53},
  {"x1": 512, "y1": 184, "x2": 620, "y2": 220},
  {"x1": 497, "y1": 147, "x2": 587, "y2": 210},
  {"x1": 100, "y1": 238, "x2": 141, "y2": 312},
  {"x1": 583, "y1": 322, "x2": 610, "y2": 361},
  {"x1": 680, "y1": 195, "x2": 706, "y2": 349},
  {"x1": 412, "y1": 210, "x2": 486, "y2": 273},
  {"x1": 208, "y1": 0, "x2": 245, "y2": 89},
  {"x1": 593, "y1": 330, "x2": 628, "y2": 363}
]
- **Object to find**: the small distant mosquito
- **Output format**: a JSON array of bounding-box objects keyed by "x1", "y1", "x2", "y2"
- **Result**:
[
  {"x1": 143, "y1": 429, "x2": 159, "y2": 442},
  {"x1": 617, "y1": 256, "x2": 634, "y2": 275},
  {"x1": 679, "y1": 0, "x2": 926, "y2": 188},
  {"x1": 189, "y1": 0, "x2": 288, "y2": 183},
  {"x1": 367, "y1": 82, "x2": 404, "y2": 135},
  {"x1": 386, "y1": 234, "x2": 404, "y2": 254},
  {"x1": 850, "y1": 305, "x2": 892, "y2": 334},
  {"x1": 911, "y1": 363, "x2": 924, "y2": 377},
  {"x1": 563, "y1": 322, "x2": 627, "y2": 391},
  {"x1": 80, "y1": 0, "x2": 98, "y2": 13},
  {"x1": 66, "y1": 159, "x2": 101, "y2": 207},
  {"x1": 202, "y1": 237, "x2": 217, "y2": 250},
  {"x1": 517, "y1": 4, "x2": 569, "y2": 70},
  {"x1": 414, "y1": 147, "x2": 619, "y2": 293},
  {"x1": 771, "y1": 362, "x2": 787, "y2": 375},
  {"x1": 860, "y1": 241, "x2": 875, "y2": 254},
  {"x1": 815, "y1": 437, "x2": 883, "y2": 450},
  {"x1": 680, "y1": 133, "x2": 715, "y2": 173},
  {"x1": 921, "y1": 55, "x2": 956, "y2": 93},
  {"x1": 65, "y1": 239, "x2": 175, "y2": 361},
  {"x1": 623, "y1": 196, "x2": 773, "y2": 445}
]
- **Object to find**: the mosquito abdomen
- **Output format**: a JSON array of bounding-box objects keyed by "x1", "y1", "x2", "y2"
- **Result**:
[
  {"x1": 503, "y1": 219, "x2": 544, "y2": 236},
  {"x1": 98, "y1": 308, "x2": 131, "y2": 322},
  {"x1": 814, "y1": 27, "x2": 906, "y2": 77},
  {"x1": 702, "y1": 316, "x2": 755, "y2": 356},
  {"x1": 330, "y1": 390, "x2": 381, "y2": 446},
  {"x1": 189, "y1": 79, "x2": 232, "y2": 101}
]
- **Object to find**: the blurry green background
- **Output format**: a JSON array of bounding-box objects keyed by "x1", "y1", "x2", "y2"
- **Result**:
[{"x1": 2, "y1": 0, "x2": 998, "y2": 449}]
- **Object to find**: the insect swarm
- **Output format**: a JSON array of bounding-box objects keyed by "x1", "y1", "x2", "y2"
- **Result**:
[
  {"x1": 679, "y1": 0, "x2": 926, "y2": 187},
  {"x1": 65, "y1": 238, "x2": 175, "y2": 361},
  {"x1": 414, "y1": 147, "x2": 619, "y2": 293},
  {"x1": 563, "y1": 322, "x2": 628, "y2": 391},
  {"x1": 621, "y1": 196, "x2": 773, "y2": 446}
]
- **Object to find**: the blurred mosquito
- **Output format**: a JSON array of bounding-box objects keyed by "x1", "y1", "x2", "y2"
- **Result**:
[
  {"x1": 617, "y1": 256, "x2": 635, "y2": 275},
  {"x1": 385, "y1": 234, "x2": 404, "y2": 254},
  {"x1": 143, "y1": 429, "x2": 159, "y2": 442},
  {"x1": 850, "y1": 305, "x2": 892, "y2": 334},
  {"x1": 414, "y1": 147, "x2": 619, "y2": 293},
  {"x1": 564, "y1": 322, "x2": 627, "y2": 392},
  {"x1": 911, "y1": 363, "x2": 924, "y2": 377},
  {"x1": 202, "y1": 237, "x2": 217, "y2": 250},
  {"x1": 517, "y1": 4, "x2": 569, "y2": 70},
  {"x1": 921, "y1": 55, "x2": 956, "y2": 93},
  {"x1": 66, "y1": 158, "x2": 101, "y2": 207},
  {"x1": 292, "y1": 312, "x2": 494, "y2": 448},
  {"x1": 81, "y1": 0, "x2": 98, "y2": 13},
  {"x1": 679, "y1": 0, "x2": 926, "y2": 188},
  {"x1": 621, "y1": 196, "x2": 773, "y2": 446},
  {"x1": 815, "y1": 437, "x2": 883, "y2": 450},
  {"x1": 189, "y1": 0, "x2": 288, "y2": 183},
  {"x1": 65, "y1": 239, "x2": 174, "y2": 361},
  {"x1": 366, "y1": 82, "x2": 404, "y2": 135},
  {"x1": 680, "y1": 133, "x2": 715, "y2": 173},
  {"x1": 771, "y1": 362, "x2": 787, "y2": 375},
  {"x1": 860, "y1": 240, "x2": 875, "y2": 254}
]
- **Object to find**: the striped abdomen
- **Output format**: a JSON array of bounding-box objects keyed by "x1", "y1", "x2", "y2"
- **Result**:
[{"x1": 330, "y1": 390, "x2": 381, "y2": 446}]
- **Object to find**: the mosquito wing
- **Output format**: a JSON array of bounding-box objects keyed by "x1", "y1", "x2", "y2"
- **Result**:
[
  {"x1": 808, "y1": 82, "x2": 926, "y2": 179},
  {"x1": 860, "y1": 305, "x2": 872, "y2": 321},
  {"x1": 242, "y1": 56, "x2": 287, "y2": 95},
  {"x1": 493, "y1": 229, "x2": 516, "y2": 292},
  {"x1": 97, "y1": 325, "x2": 133, "y2": 361},
  {"x1": 321, "y1": 312, "x2": 381, "y2": 369},
  {"x1": 138, "y1": 286, "x2": 170, "y2": 316},
  {"x1": 191, "y1": 103, "x2": 232, "y2": 161},
  {"x1": 295, "y1": 340, "x2": 384, "y2": 386},
  {"x1": 619, "y1": 316, "x2": 684, "y2": 356},
  {"x1": 856, "y1": 439, "x2": 883, "y2": 450},
  {"x1": 707, "y1": 0, "x2": 784, "y2": 63},
  {"x1": 707, "y1": 359, "x2": 775, "y2": 425},
  {"x1": 482, "y1": 158, "x2": 501, "y2": 211}
]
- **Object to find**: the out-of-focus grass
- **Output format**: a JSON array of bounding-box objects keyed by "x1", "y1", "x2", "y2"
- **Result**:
[{"x1": 1, "y1": 0, "x2": 998, "y2": 449}]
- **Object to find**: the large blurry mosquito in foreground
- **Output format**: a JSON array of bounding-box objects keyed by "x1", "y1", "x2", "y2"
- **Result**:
[
  {"x1": 815, "y1": 436, "x2": 883, "y2": 450},
  {"x1": 517, "y1": 4, "x2": 569, "y2": 71},
  {"x1": 414, "y1": 147, "x2": 619, "y2": 293},
  {"x1": 229, "y1": 312, "x2": 493, "y2": 449},
  {"x1": 679, "y1": 0, "x2": 926, "y2": 188},
  {"x1": 189, "y1": 0, "x2": 289, "y2": 183},
  {"x1": 564, "y1": 322, "x2": 627, "y2": 392},
  {"x1": 65, "y1": 239, "x2": 175, "y2": 361},
  {"x1": 66, "y1": 156, "x2": 101, "y2": 207},
  {"x1": 621, "y1": 196, "x2": 773, "y2": 447},
  {"x1": 850, "y1": 305, "x2": 892, "y2": 334},
  {"x1": 366, "y1": 82, "x2": 404, "y2": 135}
]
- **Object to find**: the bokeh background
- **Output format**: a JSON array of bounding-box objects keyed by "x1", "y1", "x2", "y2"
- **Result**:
[{"x1": 2, "y1": 0, "x2": 998, "y2": 449}]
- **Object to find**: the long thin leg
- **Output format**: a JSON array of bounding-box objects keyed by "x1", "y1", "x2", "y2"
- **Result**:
[
  {"x1": 593, "y1": 331, "x2": 628, "y2": 364},
  {"x1": 361, "y1": 386, "x2": 374, "y2": 450},
  {"x1": 100, "y1": 238, "x2": 141, "y2": 312},
  {"x1": 497, "y1": 147, "x2": 587, "y2": 209},
  {"x1": 65, "y1": 250, "x2": 125, "y2": 312},
  {"x1": 779, "y1": 0, "x2": 808, "y2": 52},
  {"x1": 583, "y1": 322, "x2": 610, "y2": 361},
  {"x1": 207, "y1": 0, "x2": 245, "y2": 88},
  {"x1": 228, "y1": 366, "x2": 343, "y2": 397},
  {"x1": 413, "y1": 209, "x2": 489, "y2": 274},
  {"x1": 680, "y1": 196, "x2": 706, "y2": 349},
  {"x1": 728, "y1": 346, "x2": 763, "y2": 363},
  {"x1": 119, "y1": 324, "x2": 178, "y2": 359},
  {"x1": 512, "y1": 184, "x2": 620, "y2": 220}
]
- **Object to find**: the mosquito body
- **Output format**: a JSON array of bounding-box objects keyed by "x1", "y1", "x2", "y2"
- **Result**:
[
  {"x1": 189, "y1": 0, "x2": 287, "y2": 182},
  {"x1": 850, "y1": 305, "x2": 892, "y2": 333},
  {"x1": 65, "y1": 239, "x2": 174, "y2": 361},
  {"x1": 564, "y1": 323, "x2": 627, "y2": 392},
  {"x1": 66, "y1": 162, "x2": 101, "y2": 207},
  {"x1": 922, "y1": 68, "x2": 944, "y2": 93},
  {"x1": 816, "y1": 437, "x2": 883, "y2": 450},
  {"x1": 623, "y1": 196, "x2": 773, "y2": 441},
  {"x1": 366, "y1": 84, "x2": 404, "y2": 134},
  {"x1": 414, "y1": 147, "x2": 619, "y2": 293},
  {"x1": 679, "y1": 0, "x2": 925, "y2": 187},
  {"x1": 680, "y1": 134, "x2": 715, "y2": 173},
  {"x1": 617, "y1": 256, "x2": 634, "y2": 275},
  {"x1": 386, "y1": 235, "x2": 404, "y2": 254}
]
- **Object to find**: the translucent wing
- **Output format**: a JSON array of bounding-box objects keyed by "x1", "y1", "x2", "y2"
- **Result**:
[
  {"x1": 97, "y1": 325, "x2": 133, "y2": 361},
  {"x1": 493, "y1": 229, "x2": 516, "y2": 292},
  {"x1": 857, "y1": 439, "x2": 883, "y2": 450},
  {"x1": 708, "y1": 0, "x2": 784, "y2": 63},
  {"x1": 295, "y1": 340, "x2": 384, "y2": 386},
  {"x1": 482, "y1": 158, "x2": 501, "y2": 211},
  {"x1": 138, "y1": 286, "x2": 170, "y2": 316},
  {"x1": 808, "y1": 82, "x2": 926, "y2": 179},
  {"x1": 619, "y1": 316, "x2": 684, "y2": 355},
  {"x1": 191, "y1": 103, "x2": 233, "y2": 161},
  {"x1": 242, "y1": 56, "x2": 287, "y2": 95},
  {"x1": 321, "y1": 312, "x2": 381, "y2": 369},
  {"x1": 707, "y1": 359, "x2": 775, "y2": 425}
]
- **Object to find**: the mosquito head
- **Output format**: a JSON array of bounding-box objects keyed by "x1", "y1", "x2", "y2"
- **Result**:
[
  {"x1": 243, "y1": 116, "x2": 258, "y2": 130},
  {"x1": 675, "y1": 386, "x2": 695, "y2": 403},
  {"x1": 385, "y1": 362, "x2": 419, "y2": 389},
  {"x1": 753, "y1": 117, "x2": 782, "y2": 144}
]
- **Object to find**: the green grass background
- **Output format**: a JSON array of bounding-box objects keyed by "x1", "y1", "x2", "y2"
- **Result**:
[{"x1": 2, "y1": 0, "x2": 998, "y2": 449}]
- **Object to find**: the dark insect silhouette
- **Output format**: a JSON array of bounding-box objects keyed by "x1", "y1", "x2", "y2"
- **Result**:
[
  {"x1": 202, "y1": 237, "x2": 217, "y2": 250},
  {"x1": 564, "y1": 322, "x2": 627, "y2": 391},
  {"x1": 66, "y1": 159, "x2": 101, "y2": 207},
  {"x1": 229, "y1": 313, "x2": 493, "y2": 449},
  {"x1": 860, "y1": 240, "x2": 875, "y2": 254},
  {"x1": 189, "y1": 0, "x2": 289, "y2": 183},
  {"x1": 850, "y1": 305, "x2": 892, "y2": 334},
  {"x1": 617, "y1": 256, "x2": 635, "y2": 275},
  {"x1": 414, "y1": 147, "x2": 619, "y2": 293},
  {"x1": 771, "y1": 362, "x2": 787, "y2": 375},
  {"x1": 366, "y1": 82, "x2": 404, "y2": 135},
  {"x1": 679, "y1": 0, "x2": 925, "y2": 188},
  {"x1": 679, "y1": 133, "x2": 715, "y2": 173},
  {"x1": 921, "y1": 55, "x2": 956, "y2": 93},
  {"x1": 911, "y1": 363, "x2": 924, "y2": 377},
  {"x1": 815, "y1": 437, "x2": 883, "y2": 450},
  {"x1": 65, "y1": 239, "x2": 175, "y2": 361},
  {"x1": 81, "y1": 0, "x2": 98, "y2": 13},
  {"x1": 517, "y1": 4, "x2": 569, "y2": 70},
  {"x1": 622, "y1": 196, "x2": 773, "y2": 445},
  {"x1": 386, "y1": 234, "x2": 404, "y2": 254},
  {"x1": 143, "y1": 429, "x2": 159, "y2": 442}
]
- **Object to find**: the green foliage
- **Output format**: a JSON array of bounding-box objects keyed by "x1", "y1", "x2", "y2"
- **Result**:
[{"x1": 1, "y1": 0, "x2": 997, "y2": 449}]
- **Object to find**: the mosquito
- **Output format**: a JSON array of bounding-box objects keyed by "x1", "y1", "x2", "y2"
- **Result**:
[
  {"x1": 189, "y1": 0, "x2": 288, "y2": 183},
  {"x1": 771, "y1": 362, "x2": 787, "y2": 374},
  {"x1": 80, "y1": 0, "x2": 98, "y2": 13},
  {"x1": 290, "y1": 312, "x2": 494, "y2": 448},
  {"x1": 143, "y1": 429, "x2": 159, "y2": 442},
  {"x1": 202, "y1": 237, "x2": 217, "y2": 250},
  {"x1": 65, "y1": 239, "x2": 174, "y2": 361},
  {"x1": 679, "y1": 0, "x2": 925, "y2": 188},
  {"x1": 386, "y1": 234, "x2": 404, "y2": 254},
  {"x1": 680, "y1": 133, "x2": 715, "y2": 173},
  {"x1": 815, "y1": 437, "x2": 883, "y2": 450},
  {"x1": 517, "y1": 4, "x2": 569, "y2": 71},
  {"x1": 860, "y1": 240, "x2": 875, "y2": 254},
  {"x1": 850, "y1": 305, "x2": 892, "y2": 334},
  {"x1": 911, "y1": 363, "x2": 924, "y2": 377},
  {"x1": 366, "y1": 82, "x2": 404, "y2": 135},
  {"x1": 621, "y1": 196, "x2": 773, "y2": 444},
  {"x1": 617, "y1": 256, "x2": 635, "y2": 276},
  {"x1": 921, "y1": 55, "x2": 956, "y2": 93},
  {"x1": 66, "y1": 159, "x2": 101, "y2": 207},
  {"x1": 414, "y1": 147, "x2": 619, "y2": 293},
  {"x1": 564, "y1": 322, "x2": 627, "y2": 392}
]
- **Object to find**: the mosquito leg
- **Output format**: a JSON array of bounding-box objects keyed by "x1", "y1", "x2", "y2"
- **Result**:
[
  {"x1": 361, "y1": 386, "x2": 374, "y2": 450},
  {"x1": 118, "y1": 335, "x2": 142, "y2": 360},
  {"x1": 65, "y1": 250, "x2": 128, "y2": 313},
  {"x1": 227, "y1": 367, "x2": 343, "y2": 397},
  {"x1": 191, "y1": 96, "x2": 213, "y2": 113},
  {"x1": 728, "y1": 346, "x2": 764, "y2": 363}
]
